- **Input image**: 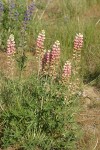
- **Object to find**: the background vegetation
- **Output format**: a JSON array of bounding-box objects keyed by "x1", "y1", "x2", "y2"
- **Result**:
[{"x1": 0, "y1": 0, "x2": 100, "y2": 83}]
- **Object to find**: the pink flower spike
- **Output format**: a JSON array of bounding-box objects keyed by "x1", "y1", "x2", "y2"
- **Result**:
[
  {"x1": 36, "y1": 30, "x2": 45, "y2": 49},
  {"x1": 45, "y1": 50, "x2": 51, "y2": 64},
  {"x1": 41, "y1": 50, "x2": 51, "y2": 71},
  {"x1": 62, "y1": 61, "x2": 72, "y2": 79},
  {"x1": 6, "y1": 34, "x2": 16, "y2": 78},
  {"x1": 7, "y1": 34, "x2": 16, "y2": 55},
  {"x1": 51, "y1": 40, "x2": 60, "y2": 63},
  {"x1": 74, "y1": 33, "x2": 83, "y2": 50}
]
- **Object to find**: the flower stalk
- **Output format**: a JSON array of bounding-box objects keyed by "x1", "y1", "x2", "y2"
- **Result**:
[
  {"x1": 62, "y1": 61, "x2": 72, "y2": 83},
  {"x1": 7, "y1": 34, "x2": 16, "y2": 78},
  {"x1": 36, "y1": 30, "x2": 45, "y2": 75},
  {"x1": 49, "y1": 40, "x2": 60, "y2": 78}
]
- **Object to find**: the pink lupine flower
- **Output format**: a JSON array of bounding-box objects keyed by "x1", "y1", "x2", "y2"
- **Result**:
[
  {"x1": 42, "y1": 50, "x2": 51, "y2": 73},
  {"x1": 50, "y1": 40, "x2": 60, "y2": 63},
  {"x1": 7, "y1": 34, "x2": 16, "y2": 78},
  {"x1": 73, "y1": 33, "x2": 83, "y2": 63},
  {"x1": 46, "y1": 50, "x2": 51, "y2": 63},
  {"x1": 44, "y1": 50, "x2": 51, "y2": 64},
  {"x1": 7, "y1": 34, "x2": 16, "y2": 56},
  {"x1": 36, "y1": 30, "x2": 45, "y2": 75},
  {"x1": 36, "y1": 30, "x2": 45, "y2": 50},
  {"x1": 74, "y1": 33, "x2": 83, "y2": 50},
  {"x1": 41, "y1": 40, "x2": 61, "y2": 77},
  {"x1": 72, "y1": 33, "x2": 83, "y2": 92},
  {"x1": 62, "y1": 61, "x2": 71, "y2": 79},
  {"x1": 49, "y1": 40, "x2": 60, "y2": 77}
]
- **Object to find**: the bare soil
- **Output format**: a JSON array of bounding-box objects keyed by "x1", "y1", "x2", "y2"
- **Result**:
[{"x1": 78, "y1": 86, "x2": 100, "y2": 150}]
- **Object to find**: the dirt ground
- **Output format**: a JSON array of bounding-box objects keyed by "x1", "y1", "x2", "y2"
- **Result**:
[{"x1": 78, "y1": 86, "x2": 100, "y2": 150}]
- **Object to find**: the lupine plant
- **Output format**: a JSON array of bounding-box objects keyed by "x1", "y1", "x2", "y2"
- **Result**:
[
  {"x1": 0, "y1": 30, "x2": 84, "y2": 150},
  {"x1": 0, "y1": 0, "x2": 36, "y2": 50},
  {"x1": 72, "y1": 33, "x2": 84, "y2": 93},
  {"x1": 36, "y1": 31, "x2": 83, "y2": 91},
  {"x1": 23, "y1": 1, "x2": 35, "y2": 30},
  {"x1": 62, "y1": 61, "x2": 72, "y2": 83},
  {"x1": 36, "y1": 30, "x2": 46, "y2": 75},
  {"x1": 49, "y1": 40, "x2": 60, "y2": 77},
  {"x1": 41, "y1": 40, "x2": 60, "y2": 78}
]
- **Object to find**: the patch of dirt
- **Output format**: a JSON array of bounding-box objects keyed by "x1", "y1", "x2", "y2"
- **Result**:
[
  {"x1": 0, "y1": 52, "x2": 7, "y2": 72},
  {"x1": 84, "y1": 4, "x2": 100, "y2": 19},
  {"x1": 78, "y1": 86, "x2": 100, "y2": 150}
]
